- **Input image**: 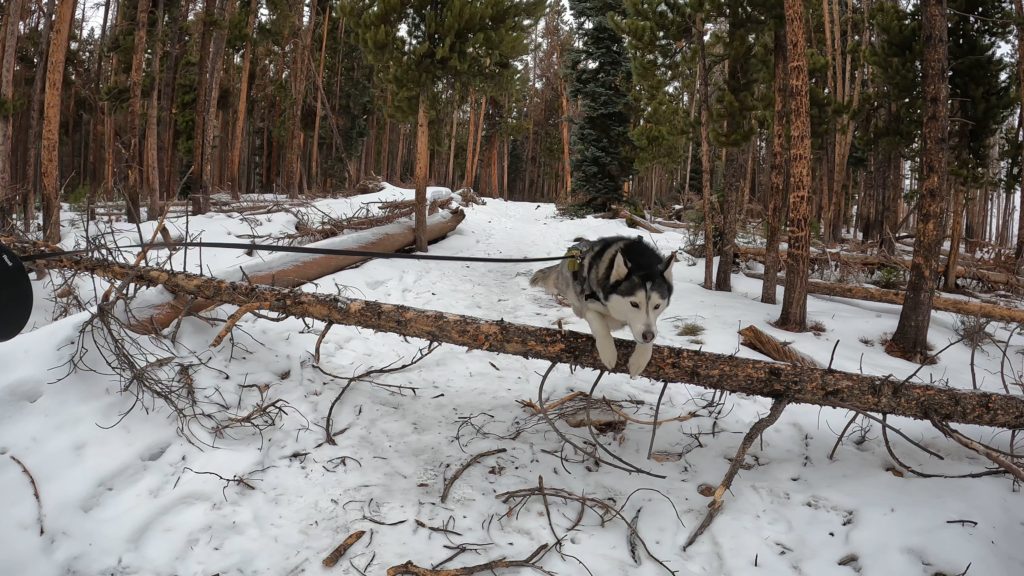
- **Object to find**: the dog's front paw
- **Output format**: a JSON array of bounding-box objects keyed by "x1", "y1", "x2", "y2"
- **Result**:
[
  {"x1": 595, "y1": 338, "x2": 618, "y2": 370},
  {"x1": 628, "y1": 343, "x2": 654, "y2": 378}
]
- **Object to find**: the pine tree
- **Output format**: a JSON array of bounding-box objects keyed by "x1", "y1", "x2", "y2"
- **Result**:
[
  {"x1": 568, "y1": 0, "x2": 635, "y2": 211},
  {"x1": 776, "y1": 0, "x2": 813, "y2": 331},
  {"x1": 887, "y1": 0, "x2": 949, "y2": 362}
]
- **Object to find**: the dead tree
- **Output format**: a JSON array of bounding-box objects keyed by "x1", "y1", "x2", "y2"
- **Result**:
[{"x1": 30, "y1": 255, "x2": 1024, "y2": 430}]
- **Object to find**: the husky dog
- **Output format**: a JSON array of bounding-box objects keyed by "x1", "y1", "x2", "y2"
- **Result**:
[{"x1": 531, "y1": 236, "x2": 675, "y2": 378}]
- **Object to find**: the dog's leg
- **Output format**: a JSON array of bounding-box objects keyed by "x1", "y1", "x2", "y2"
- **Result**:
[
  {"x1": 584, "y1": 311, "x2": 617, "y2": 370},
  {"x1": 627, "y1": 342, "x2": 653, "y2": 379}
]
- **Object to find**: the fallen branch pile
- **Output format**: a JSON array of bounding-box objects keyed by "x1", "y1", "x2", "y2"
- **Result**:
[{"x1": 35, "y1": 256, "x2": 1024, "y2": 429}]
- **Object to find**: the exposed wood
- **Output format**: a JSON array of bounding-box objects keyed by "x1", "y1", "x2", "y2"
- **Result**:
[
  {"x1": 321, "y1": 530, "x2": 366, "y2": 568},
  {"x1": 126, "y1": 208, "x2": 464, "y2": 332},
  {"x1": 739, "y1": 325, "x2": 818, "y2": 368},
  {"x1": 31, "y1": 253, "x2": 1024, "y2": 430}
]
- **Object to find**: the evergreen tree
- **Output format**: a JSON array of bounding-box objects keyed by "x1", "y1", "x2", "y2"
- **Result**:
[{"x1": 568, "y1": 0, "x2": 635, "y2": 210}]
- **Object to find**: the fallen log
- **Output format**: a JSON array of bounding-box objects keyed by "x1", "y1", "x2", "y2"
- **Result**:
[
  {"x1": 745, "y1": 271, "x2": 1024, "y2": 325},
  {"x1": 37, "y1": 256, "x2": 1024, "y2": 429},
  {"x1": 133, "y1": 208, "x2": 465, "y2": 332},
  {"x1": 737, "y1": 246, "x2": 1024, "y2": 291}
]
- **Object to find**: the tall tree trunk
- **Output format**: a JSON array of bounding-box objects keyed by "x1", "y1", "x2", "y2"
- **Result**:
[
  {"x1": 126, "y1": 0, "x2": 153, "y2": 223},
  {"x1": 1015, "y1": 0, "x2": 1024, "y2": 262},
  {"x1": 763, "y1": 24, "x2": 788, "y2": 305},
  {"x1": 228, "y1": 0, "x2": 259, "y2": 199},
  {"x1": 192, "y1": 0, "x2": 216, "y2": 213},
  {"x1": 310, "y1": 6, "x2": 330, "y2": 191},
  {"x1": 462, "y1": 91, "x2": 478, "y2": 190},
  {"x1": 41, "y1": 0, "x2": 78, "y2": 243},
  {"x1": 201, "y1": 0, "x2": 233, "y2": 201},
  {"x1": 559, "y1": 74, "x2": 572, "y2": 202},
  {"x1": 144, "y1": 0, "x2": 164, "y2": 219},
  {"x1": 23, "y1": 0, "x2": 57, "y2": 232},
  {"x1": 446, "y1": 105, "x2": 458, "y2": 188},
  {"x1": 943, "y1": 185, "x2": 966, "y2": 292},
  {"x1": 413, "y1": 92, "x2": 430, "y2": 252},
  {"x1": 887, "y1": 0, "x2": 949, "y2": 362},
  {"x1": 283, "y1": 4, "x2": 314, "y2": 198},
  {"x1": 697, "y1": 12, "x2": 714, "y2": 290},
  {"x1": 0, "y1": 0, "x2": 27, "y2": 227},
  {"x1": 777, "y1": 0, "x2": 813, "y2": 331}
]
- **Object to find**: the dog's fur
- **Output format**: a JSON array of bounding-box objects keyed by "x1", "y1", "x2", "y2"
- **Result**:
[{"x1": 531, "y1": 236, "x2": 675, "y2": 377}]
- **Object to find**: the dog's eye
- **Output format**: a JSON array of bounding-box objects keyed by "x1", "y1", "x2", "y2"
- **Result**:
[
  {"x1": 654, "y1": 304, "x2": 661, "y2": 310},
  {"x1": 631, "y1": 302, "x2": 640, "y2": 309}
]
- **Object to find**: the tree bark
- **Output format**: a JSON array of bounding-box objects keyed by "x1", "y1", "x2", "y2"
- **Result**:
[
  {"x1": 126, "y1": 0, "x2": 153, "y2": 223},
  {"x1": 41, "y1": 0, "x2": 78, "y2": 243},
  {"x1": 944, "y1": 186, "x2": 966, "y2": 292},
  {"x1": 1014, "y1": 0, "x2": 1024, "y2": 263},
  {"x1": 0, "y1": 0, "x2": 27, "y2": 226},
  {"x1": 777, "y1": 0, "x2": 813, "y2": 331},
  {"x1": 413, "y1": 92, "x2": 430, "y2": 252},
  {"x1": 283, "y1": 3, "x2": 315, "y2": 198},
  {"x1": 310, "y1": 6, "x2": 330, "y2": 191},
  {"x1": 888, "y1": 0, "x2": 949, "y2": 363},
  {"x1": 697, "y1": 12, "x2": 714, "y2": 291},
  {"x1": 35, "y1": 255, "x2": 1024, "y2": 430},
  {"x1": 228, "y1": 0, "x2": 259, "y2": 199},
  {"x1": 763, "y1": 24, "x2": 788, "y2": 305},
  {"x1": 144, "y1": 0, "x2": 164, "y2": 220},
  {"x1": 23, "y1": 0, "x2": 56, "y2": 233},
  {"x1": 192, "y1": 0, "x2": 217, "y2": 214}
]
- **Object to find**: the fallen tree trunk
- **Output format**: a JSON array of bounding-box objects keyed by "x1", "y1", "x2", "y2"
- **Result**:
[
  {"x1": 133, "y1": 208, "x2": 465, "y2": 332},
  {"x1": 737, "y1": 246, "x2": 1024, "y2": 291},
  {"x1": 745, "y1": 271, "x2": 1024, "y2": 325},
  {"x1": 37, "y1": 256, "x2": 1024, "y2": 429}
]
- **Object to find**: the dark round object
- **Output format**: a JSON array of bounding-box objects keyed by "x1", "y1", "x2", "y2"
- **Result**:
[{"x1": 0, "y1": 243, "x2": 32, "y2": 342}]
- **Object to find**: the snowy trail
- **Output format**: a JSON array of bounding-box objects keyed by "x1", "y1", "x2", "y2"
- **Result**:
[{"x1": 2, "y1": 186, "x2": 1022, "y2": 576}]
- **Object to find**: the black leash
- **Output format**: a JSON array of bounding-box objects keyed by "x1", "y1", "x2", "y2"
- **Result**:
[
  {"x1": 0, "y1": 239, "x2": 574, "y2": 343},
  {"x1": 17, "y1": 240, "x2": 574, "y2": 265}
]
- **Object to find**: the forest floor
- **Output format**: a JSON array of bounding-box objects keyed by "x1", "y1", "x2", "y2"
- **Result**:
[{"x1": 1, "y1": 184, "x2": 1023, "y2": 576}]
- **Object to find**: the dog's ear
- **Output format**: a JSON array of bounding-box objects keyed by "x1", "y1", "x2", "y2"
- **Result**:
[
  {"x1": 661, "y1": 252, "x2": 676, "y2": 283},
  {"x1": 611, "y1": 253, "x2": 629, "y2": 282}
]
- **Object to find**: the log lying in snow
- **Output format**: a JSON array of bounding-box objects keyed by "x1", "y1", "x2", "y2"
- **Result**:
[
  {"x1": 133, "y1": 208, "x2": 465, "y2": 332},
  {"x1": 737, "y1": 245, "x2": 1024, "y2": 290},
  {"x1": 745, "y1": 271, "x2": 1024, "y2": 325},
  {"x1": 37, "y1": 256, "x2": 1024, "y2": 429}
]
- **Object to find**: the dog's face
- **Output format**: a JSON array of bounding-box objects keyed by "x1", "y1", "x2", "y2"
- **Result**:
[{"x1": 605, "y1": 252, "x2": 675, "y2": 344}]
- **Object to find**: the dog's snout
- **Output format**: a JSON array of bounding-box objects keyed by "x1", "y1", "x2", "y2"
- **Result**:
[{"x1": 641, "y1": 330, "x2": 655, "y2": 343}]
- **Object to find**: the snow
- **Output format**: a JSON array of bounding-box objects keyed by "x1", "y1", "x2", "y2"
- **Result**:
[{"x1": 2, "y1": 183, "x2": 1023, "y2": 575}]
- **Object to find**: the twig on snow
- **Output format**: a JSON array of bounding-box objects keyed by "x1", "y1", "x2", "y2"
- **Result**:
[
  {"x1": 683, "y1": 398, "x2": 789, "y2": 550},
  {"x1": 440, "y1": 448, "x2": 507, "y2": 504},
  {"x1": 8, "y1": 455, "x2": 44, "y2": 536},
  {"x1": 386, "y1": 544, "x2": 553, "y2": 576},
  {"x1": 322, "y1": 530, "x2": 367, "y2": 568}
]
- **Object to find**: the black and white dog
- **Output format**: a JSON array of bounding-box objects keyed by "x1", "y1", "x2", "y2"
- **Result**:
[{"x1": 531, "y1": 236, "x2": 675, "y2": 377}]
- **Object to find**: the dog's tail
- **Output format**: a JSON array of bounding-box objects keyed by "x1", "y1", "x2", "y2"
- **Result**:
[{"x1": 529, "y1": 264, "x2": 559, "y2": 289}]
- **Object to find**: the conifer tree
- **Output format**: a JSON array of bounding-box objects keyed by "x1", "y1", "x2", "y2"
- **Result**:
[{"x1": 568, "y1": 0, "x2": 635, "y2": 211}]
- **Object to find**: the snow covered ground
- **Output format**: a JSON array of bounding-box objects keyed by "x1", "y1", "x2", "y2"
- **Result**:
[{"x1": 2, "y1": 184, "x2": 1023, "y2": 576}]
